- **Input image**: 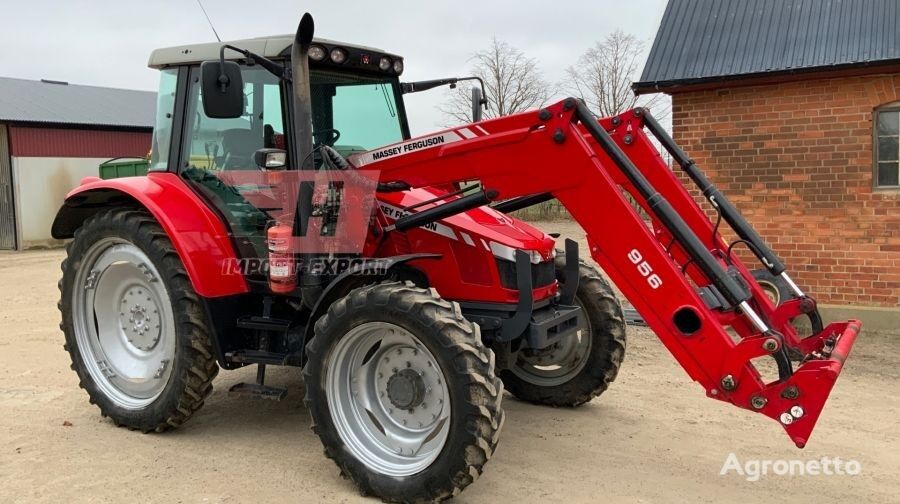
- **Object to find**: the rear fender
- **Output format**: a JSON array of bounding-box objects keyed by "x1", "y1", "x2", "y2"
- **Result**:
[{"x1": 51, "y1": 172, "x2": 248, "y2": 298}]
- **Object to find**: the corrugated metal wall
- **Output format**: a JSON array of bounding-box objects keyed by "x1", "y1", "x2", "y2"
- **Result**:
[
  {"x1": 9, "y1": 126, "x2": 151, "y2": 158},
  {"x1": 0, "y1": 124, "x2": 15, "y2": 250}
]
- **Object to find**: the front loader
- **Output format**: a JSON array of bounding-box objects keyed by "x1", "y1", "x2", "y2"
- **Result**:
[{"x1": 52, "y1": 13, "x2": 859, "y2": 503}]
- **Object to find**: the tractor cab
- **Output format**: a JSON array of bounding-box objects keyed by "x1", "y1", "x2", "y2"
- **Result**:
[{"x1": 147, "y1": 36, "x2": 411, "y2": 256}]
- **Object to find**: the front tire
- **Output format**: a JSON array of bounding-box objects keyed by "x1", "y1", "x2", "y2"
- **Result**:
[
  {"x1": 304, "y1": 282, "x2": 504, "y2": 503},
  {"x1": 501, "y1": 253, "x2": 626, "y2": 407},
  {"x1": 59, "y1": 208, "x2": 218, "y2": 432}
]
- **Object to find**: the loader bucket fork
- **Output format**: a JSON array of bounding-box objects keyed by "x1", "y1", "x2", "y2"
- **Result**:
[{"x1": 354, "y1": 98, "x2": 861, "y2": 448}]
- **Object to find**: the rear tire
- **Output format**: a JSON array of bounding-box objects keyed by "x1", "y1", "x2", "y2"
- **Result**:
[
  {"x1": 59, "y1": 208, "x2": 218, "y2": 432},
  {"x1": 501, "y1": 253, "x2": 626, "y2": 407},
  {"x1": 304, "y1": 282, "x2": 504, "y2": 503}
]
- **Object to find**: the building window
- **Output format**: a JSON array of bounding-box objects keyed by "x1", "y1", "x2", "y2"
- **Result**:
[{"x1": 875, "y1": 107, "x2": 900, "y2": 188}]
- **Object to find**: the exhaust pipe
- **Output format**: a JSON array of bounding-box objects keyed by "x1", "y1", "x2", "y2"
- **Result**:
[
  {"x1": 289, "y1": 13, "x2": 325, "y2": 307},
  {"x1": 291, "y1": 13, "x2": 316, "y2": 237},
  {"x1": 291, "y1": 13, "x2": 316, "y2": 171}
]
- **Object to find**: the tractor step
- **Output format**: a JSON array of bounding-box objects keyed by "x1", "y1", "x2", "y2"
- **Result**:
[
  {"x1": 236, "y1": 315, "x2": 292, "y2": 332},
  {"x1": 229, "y1": 381, "x2": 288, "y2": 400},
  {"x1": 228, "y1": 363, "x2": 288, "y2": 401},
  {"x1": 225, "y1": 349, "x2": 294, "y2": 365}
]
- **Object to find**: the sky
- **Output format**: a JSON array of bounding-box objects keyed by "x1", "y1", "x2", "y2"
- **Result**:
[{"x1": 1, "y1": 0, "x2": 669, "y2": 135}]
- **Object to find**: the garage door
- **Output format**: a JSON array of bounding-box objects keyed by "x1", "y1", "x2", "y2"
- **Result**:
[{"x1": 0, "y1": 125, "x2": 16, "y2": 250}]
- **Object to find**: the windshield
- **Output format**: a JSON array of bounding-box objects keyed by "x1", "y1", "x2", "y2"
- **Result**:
[{"x1": 311, "y1": 70, "x2": 404, "y2": 155}]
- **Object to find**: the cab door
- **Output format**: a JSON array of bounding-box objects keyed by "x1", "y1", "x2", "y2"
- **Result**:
[{"x1": 179, "y1": 64, "x2": 290, "y2": 259}]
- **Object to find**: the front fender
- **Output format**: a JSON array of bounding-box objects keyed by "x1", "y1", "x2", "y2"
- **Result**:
[
  {"x1": 302, "y1": 254, "x2": 440, "y2": 351},
  {"x1": 52, "y1": 172, "x2": 248, "y2": 298}
]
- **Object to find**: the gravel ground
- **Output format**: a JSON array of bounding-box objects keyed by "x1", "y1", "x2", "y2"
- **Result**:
[{"x1": 1, "y1": 220, "x2": 897, "y2": 503}]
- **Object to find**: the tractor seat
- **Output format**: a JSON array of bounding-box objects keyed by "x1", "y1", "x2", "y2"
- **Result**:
[{"x1": 220, "y1": 128, "x2": 261, "y2": 170}]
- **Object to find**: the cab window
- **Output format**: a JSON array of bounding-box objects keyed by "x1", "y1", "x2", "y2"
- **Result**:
[
  {"x1": 182, "y1": 66, "x2": 284, "y2": 172},
  {"x1": 311, "y1": 70, "x2": 404, "y2": 155},
  {"x1": 149, "y1": 68, "x2": 178, "y2": 171}
]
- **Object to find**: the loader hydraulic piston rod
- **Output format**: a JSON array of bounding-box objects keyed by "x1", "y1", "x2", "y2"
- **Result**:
[
  {"x1": 491, "y1": 192, "x2": 553, "y2": 214},
  {"x1": 387, "y1": 189, "x2": 499, "y2": 232},
  {"x1": 574, "y1": 101, "x2": 757, "y2": 315},
  {"x1": 638, "y1": 108, "x2": 791, "y2": 282}
]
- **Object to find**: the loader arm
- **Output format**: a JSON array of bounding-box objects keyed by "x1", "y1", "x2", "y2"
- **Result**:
[{"x1": 349, "y1": 98, "x2": 861, "y2": 448}]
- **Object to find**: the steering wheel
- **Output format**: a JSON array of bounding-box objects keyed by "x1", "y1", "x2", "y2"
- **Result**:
[{"x1": 313, "y1": 128, "x2": 341, "y2": 146}]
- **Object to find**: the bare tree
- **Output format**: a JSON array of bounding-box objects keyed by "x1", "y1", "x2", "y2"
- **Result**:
[
  {"x1": 440, "y1": 37, "x2": 550, "y2": 124},
  {"x1": 564, "y1": 31, "x2": 668, "y2": 119}
]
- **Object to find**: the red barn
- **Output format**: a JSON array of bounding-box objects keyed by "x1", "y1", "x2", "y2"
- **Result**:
[{"x1": 0, "y1": 77, "x2": 154, "y2": 249}]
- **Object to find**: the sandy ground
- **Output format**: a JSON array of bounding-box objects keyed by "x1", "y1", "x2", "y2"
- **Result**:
[{"x1": 1, "y1": 221, "x2": 898, "y2": 503}]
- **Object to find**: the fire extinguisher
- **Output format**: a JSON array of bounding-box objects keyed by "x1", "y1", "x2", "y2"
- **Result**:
[{"x1": 267, "y1": 222, "x2": 296, "y2": 294}]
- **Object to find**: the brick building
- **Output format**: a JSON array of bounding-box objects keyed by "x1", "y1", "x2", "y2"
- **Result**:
[{"x1": 635, "y1": 0, "x2": 899, "y2": 321}]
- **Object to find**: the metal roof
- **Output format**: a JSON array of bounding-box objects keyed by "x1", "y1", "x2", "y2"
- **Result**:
[
  {"x1": 634, "y1": 0, "x2": 900, "y2": 93},
  {"x1": 0, "y1": 77, "x2": 156, "y2": 128}
]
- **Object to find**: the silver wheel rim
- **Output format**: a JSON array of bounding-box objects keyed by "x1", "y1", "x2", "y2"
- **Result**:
[
  {"x1": 72, "y1": 238, "x2": 176, "y2": 409},
  {"x1": 511, "y1": 299, "x2": 593, "y2": 387},
  {"x1": 325, "y1": 322, "x2": 451, "y2": 477}
]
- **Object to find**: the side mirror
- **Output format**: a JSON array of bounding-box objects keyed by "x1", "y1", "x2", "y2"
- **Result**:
[
  {"x1": 200, "y1": 60, "x2": 244, "y2": 119},
  {"x1": 471, "y1": 86, "x2": 484, "y2": 123},
  {"x1": 254, "y1": 148, "x2": 287, "y2": 169}
]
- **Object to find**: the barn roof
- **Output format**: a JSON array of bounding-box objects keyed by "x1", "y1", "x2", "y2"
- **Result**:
[
  {"x1": 0, "y1": 76, "x2": 156, "y2": 129},
  {"x1": 634, "y1": 0, "x2": 900, "y2": 94}
]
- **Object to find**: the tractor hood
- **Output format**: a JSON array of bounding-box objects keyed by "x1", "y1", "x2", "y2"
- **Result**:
[{"x1": 379, "y1": 188, "x2": 556, "y2": 263}]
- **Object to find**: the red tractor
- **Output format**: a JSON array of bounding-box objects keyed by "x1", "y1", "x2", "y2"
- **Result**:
[{"x1": 54, "y1": 14, "x2": 860, "y2": 503}]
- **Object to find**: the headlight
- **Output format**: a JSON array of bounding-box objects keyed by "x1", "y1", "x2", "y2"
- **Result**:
[
  {"x1": 378, "y1": 56, "x2": 392, "y2": 71},
  {"x1": 393, "y1": 60, "x2": 404, "y2": 74},
  {"x1": 308, "y1": 45, "x2": 326, "y2": 61},
  {"x1": 329, "y1": 47, "x2": 347, "y2": 64}
]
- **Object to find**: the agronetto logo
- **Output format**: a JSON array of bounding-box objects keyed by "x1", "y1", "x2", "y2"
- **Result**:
[{"x1": 720, "y1": 453, "x2": 861, "y2": 482}]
